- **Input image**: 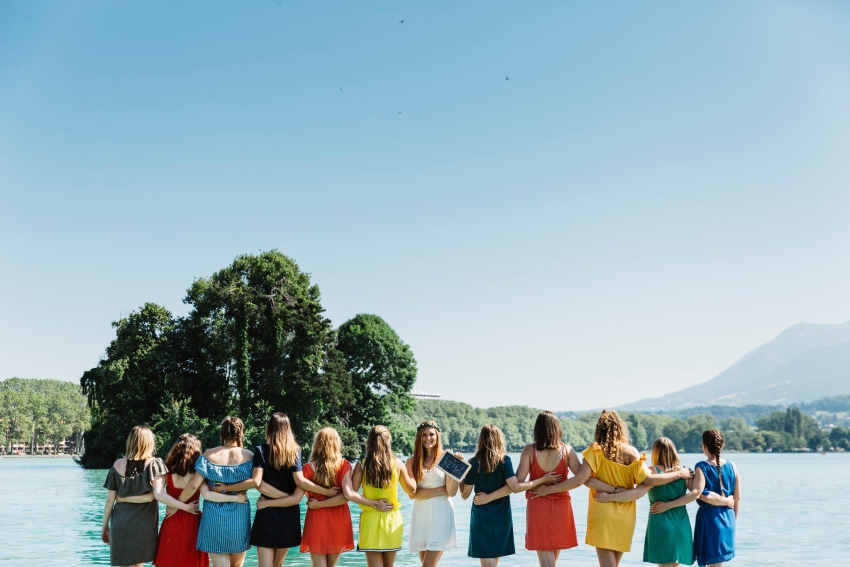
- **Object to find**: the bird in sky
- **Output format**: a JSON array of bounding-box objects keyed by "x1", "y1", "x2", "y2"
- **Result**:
[
  {"x1": 398, "y1": 111, "x2": 402, "y2": 114},
  {"x1": 339, "y1": 87, "x2": 343, "y2": 92},
  {"x1": 506, "y1": 75, "x2": 510, "y2": 81},
  {"x1": 399, "y1": 19, "x2": 405, "y2": 24}
]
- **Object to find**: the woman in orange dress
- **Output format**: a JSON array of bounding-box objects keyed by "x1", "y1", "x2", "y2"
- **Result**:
[{"x1": 294, "y1": 427, "x2": 355, "y2": 567}]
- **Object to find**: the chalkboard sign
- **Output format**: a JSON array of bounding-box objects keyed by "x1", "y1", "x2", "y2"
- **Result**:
[{"x1": 436, "y1": 451, "x2": 471, "y2": 483}]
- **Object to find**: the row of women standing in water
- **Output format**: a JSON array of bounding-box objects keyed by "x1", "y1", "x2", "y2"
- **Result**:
[{"x1": 101, "y1": 410, "x2": 740, "y2": 567}]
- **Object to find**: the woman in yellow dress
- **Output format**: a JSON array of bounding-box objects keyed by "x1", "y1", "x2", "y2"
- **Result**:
[
  {"x1": 342, "y1": 425, "x2": 416, "y2": 567},
  {"x1": 544, "y1": 410, "x2": 691, "y2": 567}
]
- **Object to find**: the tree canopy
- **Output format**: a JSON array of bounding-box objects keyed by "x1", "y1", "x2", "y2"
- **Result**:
[{"x1": 79, "y1": 251, "x2": 415, "y2": 467}]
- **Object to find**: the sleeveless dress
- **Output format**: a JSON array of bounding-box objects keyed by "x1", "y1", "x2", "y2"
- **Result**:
[
  {"x1": 249, "y1": 444, "x2": 303, "y2": 549},
  {"x1": 300, "y1": 460, "x2": 355, "y2": 554},
  {"x1": 694, "y1": 461, "x2": 737, "y2": 567},
  {"x1": 409, "y1": 464, "x2": 457, "y2": 552},
  {"x1": 525, "y1": 445, "x2": 578, "y2": 551},
  {"x1": 195, "y1": 455, "x2": 253, "y2": 554},
  {"x1": 358, "y1": 461, "x2": 403, "y2": 552},
  {"x1": 583, "y1": 445, "x2": 649, "y2": 552},
  {"x1": 464, "y1": 455, "x2": 516, "y2": 559},
  {"x1": 103, "y1": 458, "x2": 168, "y2": 566},
  {"x1": 643, "y1": 466, "x2": 694, "y2": 565},
  {"x1": 154, "y1": 473, "x2": 210, "y2": 567}
]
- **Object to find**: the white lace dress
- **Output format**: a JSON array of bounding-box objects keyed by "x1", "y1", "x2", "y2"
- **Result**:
[{"x1": 409, "y1": 466, "x2": 458, "y2": 552}]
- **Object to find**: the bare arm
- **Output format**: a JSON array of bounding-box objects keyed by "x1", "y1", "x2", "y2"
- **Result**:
[
  {"x1": 397, "y1": 458, "x2": 417, "y2": 497},
  {"x1": 460, "y1": 481, "x2": 473, "y2": 500},
  {"x1": 257, "y1": 487, "x2": 305, "y2": 509},
  {"x1": 200, "y1": 483, "x2": 248, "y2": 503},
  {"x1": 694, "y1": 467, "x2": 734, "y2": 508},
  {"x1": 294, "y1": 470, "x2": 340, "y2": 498},
  {"x1": 176, "y1": 473, "x2": 205, "y2": 502},
  {"x1": 641, "y1": 467, "x2": 692, "y2": 487},
  {"x1": 341, "y1": 462, "x2": 393, "y2": 511},
  {"x1": 732, "y1": 463, "x2": 741, "y2": 518},
  {"x1": 308, "y1": 493, "x2": 348, "y2": 509},
  {"x1": 101, "y1": 490, "x2": 116, "y2": 544},
  {"x1": 594, "y1": 483, "x2": 651, "y2": 503},
  {"x1": 513, "y1": 445, "x2": 534, "y2": 483},
  {"x1": 531, "y1": 457, "x2": 591, "y2": 497},
  {"x1": 474, "y1": 480, "x2": 514, "y2": 505},
  {"x1": 649, "y1": 482, "x2": 700, "y2": 514},
  {"x1": 446, "y1": 475, "x2": 459, "y2": 497},
  {"x1": 152, "y1": 475, "x2": 200, "y2": 514}
]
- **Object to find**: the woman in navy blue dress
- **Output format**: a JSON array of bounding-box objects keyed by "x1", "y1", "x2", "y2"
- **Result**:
[{"x1": 693, "y1": 429, "x2": 741, "y2": 567}]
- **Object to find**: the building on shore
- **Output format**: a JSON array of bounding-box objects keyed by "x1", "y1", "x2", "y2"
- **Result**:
[{"x1": 411, "y1": 390, "x2": 442, "y2": 401}]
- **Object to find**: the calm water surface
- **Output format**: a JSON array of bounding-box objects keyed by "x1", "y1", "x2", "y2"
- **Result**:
[{"x1": 1, "y1": 453, "x2": 848, "y2": 566}]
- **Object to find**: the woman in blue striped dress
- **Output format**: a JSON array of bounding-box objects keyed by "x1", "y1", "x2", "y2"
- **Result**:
[{"x1": 196, "y1": 416, "x2": 255, "y2": 567}]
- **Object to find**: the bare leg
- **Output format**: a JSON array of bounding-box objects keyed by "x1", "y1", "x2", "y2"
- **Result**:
[
  {"x1": 659, "y1": 563, "x2": 680, "y2": 567},
  {"x1": 310, "y1": 554, "x2": 328, "y2": 567},
  {"x1": 210, "y1": 553, "x2": 234, "y2": 567},
  {"x1": 365, "y1": 552, "x2": 387, "y2": 567},
  {"x1": 326, "y1": 553, "x2": 340, "y2": 567},
  {"x1": 537, "y1": 550, "x2": 557, "y2": 567},
  {"x1": 479, "y1": 559, "x2": 500, "y2": 567},
  {"x1": 596, "y1": 548, "x2": 622, "y2": 567},
  {"x1": 382, "y1": 551, "x2": 398, "y2": 567},
  {"x1": 420, "y1": 550, "x2": 444, "y2": 567},
  {"x1": 230, "y1": 551, "x2": 248, "y2": 567}
]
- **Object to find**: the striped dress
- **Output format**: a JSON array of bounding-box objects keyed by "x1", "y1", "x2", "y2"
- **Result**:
[{"x1": 195, "y1": 455, "x2": 253, "y2": 554}]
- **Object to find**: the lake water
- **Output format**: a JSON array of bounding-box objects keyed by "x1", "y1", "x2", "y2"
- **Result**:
[{"x1": 2, "y1": 453, "x2": 848, "y2": 566}]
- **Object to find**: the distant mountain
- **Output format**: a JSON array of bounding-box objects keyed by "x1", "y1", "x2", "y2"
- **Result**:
[{"x1": 621, "y1": 321, "x2": 850, "y2": 411}]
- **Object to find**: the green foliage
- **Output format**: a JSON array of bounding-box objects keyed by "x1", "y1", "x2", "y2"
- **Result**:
[
  {"x1": 79, "y1": 251, "x2": 417, "y2": 468},
  {"x1": 0, "y1": 378, "x2": 90, "y2": 454}
]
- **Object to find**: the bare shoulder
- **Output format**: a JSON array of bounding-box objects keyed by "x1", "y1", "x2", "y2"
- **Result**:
[
  {"x1": 620, "y1": 444, "x2": 641, "y2": 463},
  {"x1": 396, "y1": 457, "x2": 407, "y2": 470},
  {"x1": 520, "y1": 444, "x2": 534, "y2": 457},
  {"x1": 113, "y1": 457, "x2": 127, "y2": 474},
  {"x1": 241, "y1": 448, "x2": 254, "y2": 461}
]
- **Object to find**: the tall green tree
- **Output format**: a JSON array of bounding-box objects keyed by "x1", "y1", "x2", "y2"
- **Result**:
[{"x1": 335, "y1": 314, "x2": 417, "y2": 452}]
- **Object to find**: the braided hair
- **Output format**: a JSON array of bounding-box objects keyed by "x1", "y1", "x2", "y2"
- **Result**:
[{"x1": 702, "y1": 429, "x2": 725, "y2": 495}]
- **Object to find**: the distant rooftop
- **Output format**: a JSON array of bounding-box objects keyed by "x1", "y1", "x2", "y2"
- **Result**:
[{"x1": 411, "y1": 390, "x2": 441, "y2": 400}]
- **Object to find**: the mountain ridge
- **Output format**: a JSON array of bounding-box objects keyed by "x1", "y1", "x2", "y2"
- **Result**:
[{"x1": 620, "y1": 321, "x2": 850, "y2": 411}]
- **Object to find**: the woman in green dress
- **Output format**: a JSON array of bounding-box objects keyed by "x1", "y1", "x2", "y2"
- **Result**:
[
  {"x1": 595, "y1": 437, "x2": 707, "y2": 567},
  {"x1": 460, "y1": 424, "x2": 560, "y2": 567}
]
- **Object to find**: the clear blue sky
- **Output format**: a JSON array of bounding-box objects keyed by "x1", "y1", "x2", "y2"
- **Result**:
[{"x1": 2, "y1": 1, "x2": 849, "y2": 410}]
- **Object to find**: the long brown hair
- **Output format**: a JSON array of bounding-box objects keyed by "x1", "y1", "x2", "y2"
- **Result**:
[
  {"x1": 220, "y1": 416, "x2": 244, "y2": 447},
  {"x1": 475, "y1": 424, "x2": 506, "y2": 474},
  {"x1": 534, "y1": 411, "x2": 562, "y2": 451},
  {"x1": 309, "y1": 427, "x2": 343, "y2": 488},
  {"x1": 267, "y1": 412, "x2": 300, "y2": 471},
  {"x1": 411, "y1": 421, "x2": 443, "y2": 482},
  {"x1": 651, "y1": 437, "x2": 680, "y2": 471},
  {"x1": 702, "y1": 429, "x2": 725, "y2": 495},
  {"x1": 592, "y1": 410, "x2": 631, "y2": 462},
  {"x1": 125, "y1": 426, "x2": 155, "y2": 460},
  {"x1": 165, "y1": 433, "x2": 202, "y2": 476},
  {"x1": 363, "y1": 425, "x2": 394, "y2": 489}
]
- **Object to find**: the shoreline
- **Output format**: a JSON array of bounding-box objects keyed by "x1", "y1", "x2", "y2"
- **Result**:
[{"x1": 0, "y1": 454, "x2": 79, "y2": 458}]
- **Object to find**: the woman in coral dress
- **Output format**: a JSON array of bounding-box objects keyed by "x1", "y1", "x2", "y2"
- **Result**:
[
  {"x1": 518, "y1": 411, "x2": 584, "y2": 567},
  {"x1": 296, "y1": 427, "x2": 355, "y2": 567}
]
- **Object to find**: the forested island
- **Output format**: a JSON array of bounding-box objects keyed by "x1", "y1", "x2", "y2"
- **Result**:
[{"x1": 3, "y1": 251, "x2": 848, "y2": 463}]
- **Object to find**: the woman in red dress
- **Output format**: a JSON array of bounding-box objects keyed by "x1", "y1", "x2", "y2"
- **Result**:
[
  {"x1": 294, "y1": 427, "x2": 355, "y2": 567},
  {"x1": 154, "y1": 433, "x2": 211, "y2": 567}
]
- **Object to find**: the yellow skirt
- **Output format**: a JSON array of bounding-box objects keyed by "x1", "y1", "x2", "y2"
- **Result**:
[
  {"x1": 585, "y1": 497, "x2": 637, "y2": 552},
  {"x1": 357, "y1": 509, "x2": 403, "y2": 552}
]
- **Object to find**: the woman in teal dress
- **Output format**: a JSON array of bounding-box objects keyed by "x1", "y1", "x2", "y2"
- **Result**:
[{"x1": 460, "y1": 424, "x2": 560, "y2": 567}]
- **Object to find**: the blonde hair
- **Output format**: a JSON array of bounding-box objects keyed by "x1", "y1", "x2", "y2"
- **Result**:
[
  {"x1": 651, "y1": 437, "x2": 681, "y2": 471},
  {"x1": 475, "y1": 424, "x2": 506, "y2": 475},
  {"x1": 411, "y1": 422, "x2": 443, "y2": 482},
  {"x1": 266, "y1": 413, "x2": 300, "y2": 471},
  {"x1": 125, "y1": 425, "x2": 156, "y2": 460},
  {"x1": 363, "y1": 425, "x2": 394, "y2": 489},
  {"x1": 309, "y1": 428, "x2": 343, "y2": 488},
  {"x1": 592, "y1": 410, "x2": 631, "y2": 462}
]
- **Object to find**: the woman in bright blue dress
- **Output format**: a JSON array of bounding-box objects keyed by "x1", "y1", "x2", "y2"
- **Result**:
[
  {"x1": 693, "y1": 429, "x2": 740, "y2": 567},
  {"x1": 195, "y1": 416, "x2": 254, "y2": 564}
]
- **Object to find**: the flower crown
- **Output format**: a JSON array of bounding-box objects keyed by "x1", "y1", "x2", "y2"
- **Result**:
[{"x1": 417, "y1": 420, "x2": 440, "y2": 432}]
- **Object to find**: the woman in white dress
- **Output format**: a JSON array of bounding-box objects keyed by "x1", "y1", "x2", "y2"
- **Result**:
[{"x1": 405, "y1": 421, "x2": 458, "y2": 567}]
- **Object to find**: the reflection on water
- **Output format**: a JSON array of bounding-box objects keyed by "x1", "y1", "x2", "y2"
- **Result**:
[{"x1": 2, "y1": 453, "x2": 848, "y2": 566}]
